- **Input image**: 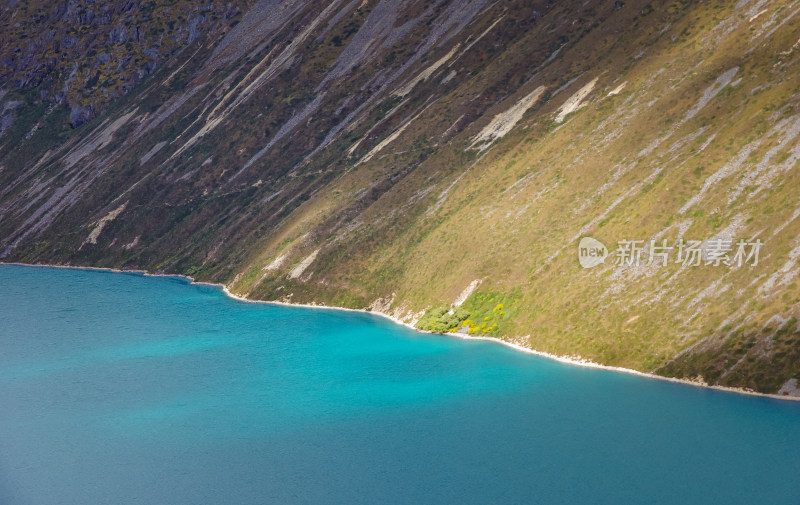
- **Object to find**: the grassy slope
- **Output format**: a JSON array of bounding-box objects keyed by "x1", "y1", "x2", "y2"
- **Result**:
[{"x1": 231, "y1": 0, "x2": 800, "y2": 393}]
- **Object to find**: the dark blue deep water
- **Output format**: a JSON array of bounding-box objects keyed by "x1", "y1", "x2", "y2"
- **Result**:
[{"x1": 0, "y1": 265, "x2": 798, "y2": 504}]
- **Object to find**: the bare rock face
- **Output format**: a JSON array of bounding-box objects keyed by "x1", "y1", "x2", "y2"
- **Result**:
[
  {"x1": 777, "y1": 378, "x2": 800, "y2": 398},
  {"x1": 69, "y1": 104, "x2": 92, "y2": 128}
]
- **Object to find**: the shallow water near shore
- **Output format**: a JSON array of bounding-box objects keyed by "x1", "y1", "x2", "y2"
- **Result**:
[{"x1": 0, "y1": 264, "x2": 798, "y2": 505}]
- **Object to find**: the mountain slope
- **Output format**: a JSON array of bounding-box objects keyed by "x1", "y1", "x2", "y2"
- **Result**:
[{"x1": 1, "y1": 0, "x2": 799, "y2": 395}]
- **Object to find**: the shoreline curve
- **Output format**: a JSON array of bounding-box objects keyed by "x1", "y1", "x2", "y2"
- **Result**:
[{"x1": 2, "y1": 261, "x2": 798, "y2": 403}]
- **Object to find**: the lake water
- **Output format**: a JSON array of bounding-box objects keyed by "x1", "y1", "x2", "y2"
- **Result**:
[{"x1": 0, "y1": 264, "x2": 798, "y2": 504}]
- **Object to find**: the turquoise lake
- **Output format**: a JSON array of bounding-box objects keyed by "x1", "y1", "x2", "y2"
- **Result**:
[{"x1": 0, "y1": 264, "x2": 798, "y2": 504}]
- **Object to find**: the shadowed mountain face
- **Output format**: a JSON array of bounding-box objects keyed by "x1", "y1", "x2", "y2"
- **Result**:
[
  {"x1": 0, "y1": 0, "x2": 798, "y2": 394},
  {"x1": 0, "y1": 0, "x2": 253, "y2": 127}
]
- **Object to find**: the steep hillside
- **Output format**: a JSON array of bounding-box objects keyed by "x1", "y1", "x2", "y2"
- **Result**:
[
  {"x1": 0, "y1": 0, "x2": 252, "y2": 127},
  {"x1": 1, "y1": 0, "x2": 799, "y2": 395}
]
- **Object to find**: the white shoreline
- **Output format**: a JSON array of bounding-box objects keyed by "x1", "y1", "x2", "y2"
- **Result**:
[{"x1": 3, "y1": 261, "x2": 799, "y2": 403}]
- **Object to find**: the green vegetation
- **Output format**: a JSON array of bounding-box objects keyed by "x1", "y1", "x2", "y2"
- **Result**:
[
  {"x1": 416, "y1": 306, "x2": 470, "y2": 333},
  {"x1": 415, "y1": 289, "x2": 521, "y2": 336},
  {"x1": 458, "y1": 290, "x2": 522, "y2": 336}
]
